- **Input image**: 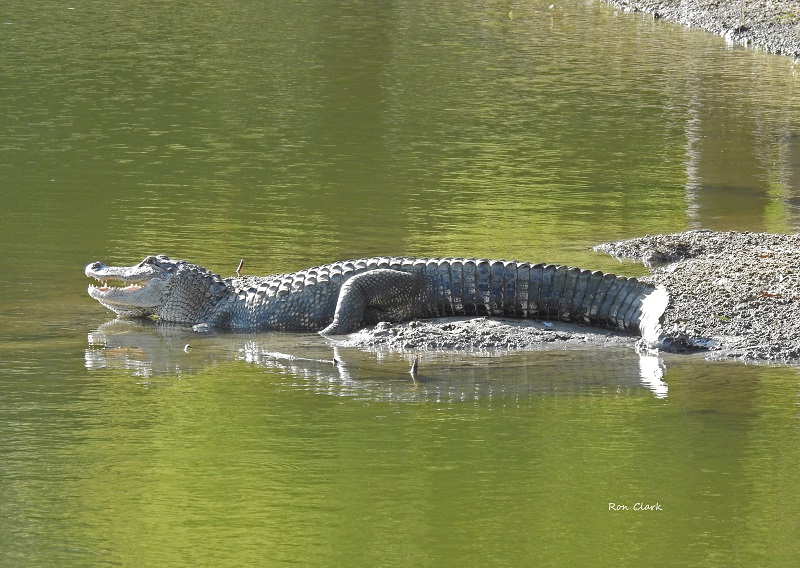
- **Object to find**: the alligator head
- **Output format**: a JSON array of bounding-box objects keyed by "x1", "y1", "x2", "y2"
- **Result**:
[
  {"x1": 85, "y1": 255, "x2": 185, "y2": 318},
  {"x1": 87, "y1": 255, "x2": 234, "y2": 324}
]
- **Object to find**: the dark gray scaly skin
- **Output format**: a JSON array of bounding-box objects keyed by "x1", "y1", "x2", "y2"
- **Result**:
[{"x1": 85, "y1": 255, "x2": 667, "y2": 338}]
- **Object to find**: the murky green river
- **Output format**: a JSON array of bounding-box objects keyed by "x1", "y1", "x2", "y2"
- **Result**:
[{"x1": 2, "y1": 1, "x2": 799, "y2": 566}]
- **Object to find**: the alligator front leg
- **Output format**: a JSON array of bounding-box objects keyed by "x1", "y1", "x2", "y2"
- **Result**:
[{"x1": 320, "y1": 269, "x2": 425, "y2": 335}]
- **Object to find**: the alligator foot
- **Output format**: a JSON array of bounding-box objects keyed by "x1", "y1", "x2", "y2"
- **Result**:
[{"x1": 320, "y1": 269, "x2": 425, "y2": 335}]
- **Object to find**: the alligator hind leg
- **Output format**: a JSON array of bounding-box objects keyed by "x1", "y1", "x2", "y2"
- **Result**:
[{"x1": 320, "y1": 269, "x2": 424, "y2": 335}]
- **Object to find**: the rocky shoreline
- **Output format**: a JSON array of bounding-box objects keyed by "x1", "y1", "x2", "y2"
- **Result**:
[
  {"x1": 597, "y1": 230, "x2": 800, "y2": 362},
  {"x1": 342, "y1": 231, "x2": 800, "y2": 363},
  {"x1": 602, "y1": 0, "x2": 800, "y2": 59}
]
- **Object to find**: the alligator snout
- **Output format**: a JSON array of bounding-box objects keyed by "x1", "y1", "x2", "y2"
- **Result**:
[{"x1": 85, "y1": 261, "x2": 105, "y2": 277}]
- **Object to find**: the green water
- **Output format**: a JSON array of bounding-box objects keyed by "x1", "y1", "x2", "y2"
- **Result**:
[{"x1": 1, "y1": 1, "x2": 799, "y2": 566}]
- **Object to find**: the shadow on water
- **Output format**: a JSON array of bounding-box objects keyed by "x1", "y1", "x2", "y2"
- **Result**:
[{"x1": 85, "y1": 319, "x2": 669, "y2": 401}]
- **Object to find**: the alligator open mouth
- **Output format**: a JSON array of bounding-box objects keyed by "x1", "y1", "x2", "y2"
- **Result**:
[
  {"x1": 86, "y1": 278, "x2": 162, "y2": 316},
  {"x1": 86, "y1": 269, "x2": 154, "y2": 299},
  {"x1": 85, "y1": 260, "x2": 167, "y2": 316},
  {"x1": 88, "y1": 281, "x2": 146, "y2": 294}
]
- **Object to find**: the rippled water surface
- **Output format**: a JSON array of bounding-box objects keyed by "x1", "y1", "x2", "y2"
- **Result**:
[{"x1": 1, "y1": 1, "x2": 799, "y2": 566}]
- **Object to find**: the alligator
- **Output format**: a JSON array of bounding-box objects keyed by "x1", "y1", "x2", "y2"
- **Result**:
[{"x1": 85, "y1": 255, "x2": 668, "y2": 342}]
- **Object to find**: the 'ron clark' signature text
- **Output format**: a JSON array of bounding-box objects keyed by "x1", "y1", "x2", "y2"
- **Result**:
[{"x1": 608, "y1": 502, "x2": 662, "y2": 511}]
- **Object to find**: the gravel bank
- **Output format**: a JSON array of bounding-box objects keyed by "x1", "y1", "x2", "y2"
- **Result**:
[
  {"x1": 596, "y1": 230, "x2": 800, "y2": 362},
  {"x1": 341, "y1": 231, "x2": 800, "y2": 363},
  {"x1": 602, "y1": 0, "x2": 800, "y2": 59},
  {"x1": 340, "y1": 317, "x2": 635, "y2": 353}
]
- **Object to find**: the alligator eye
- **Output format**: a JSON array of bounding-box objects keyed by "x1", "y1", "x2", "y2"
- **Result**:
[{"x1": 138, "y1": 256, "x2": 158, "y2": 267}]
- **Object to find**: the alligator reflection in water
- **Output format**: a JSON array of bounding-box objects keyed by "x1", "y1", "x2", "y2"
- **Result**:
[{"x1": 85, "y1": 320, "x2": 668, "y2": 400}]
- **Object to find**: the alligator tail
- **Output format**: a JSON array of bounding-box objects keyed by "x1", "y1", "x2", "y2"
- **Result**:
[{"x1": 423, "y1": 260, "x2": 668, "y2": 340}]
